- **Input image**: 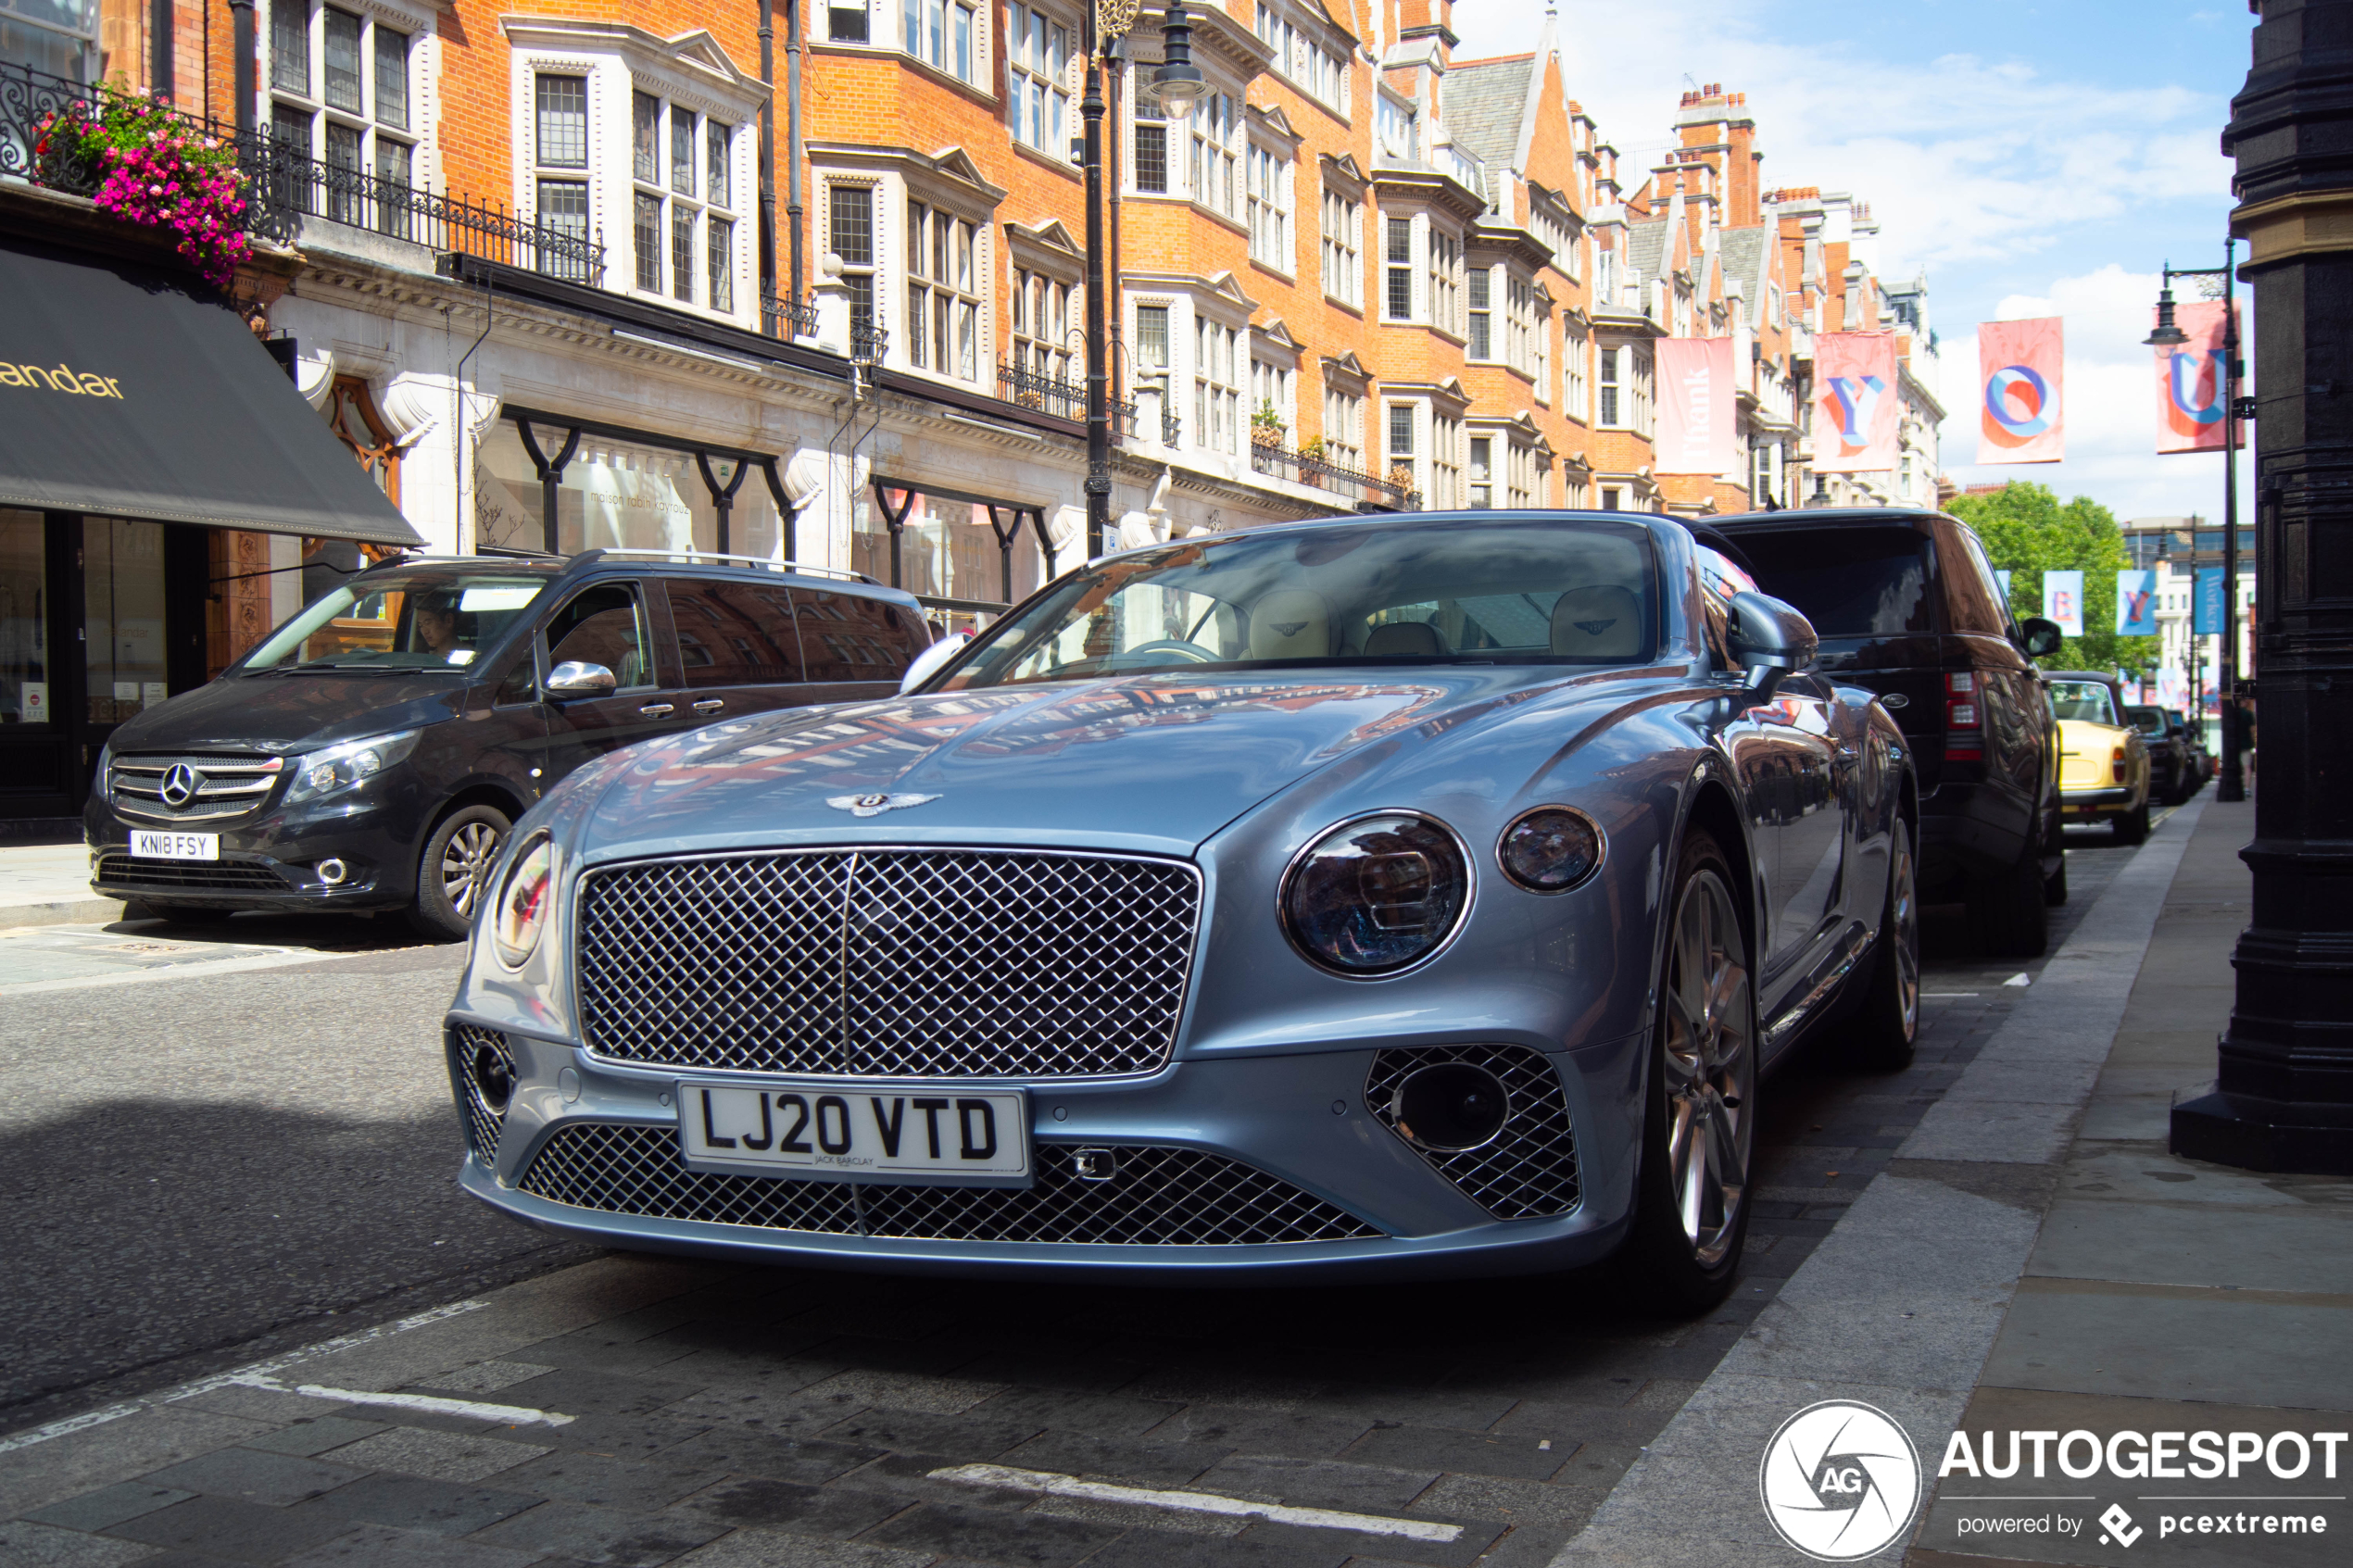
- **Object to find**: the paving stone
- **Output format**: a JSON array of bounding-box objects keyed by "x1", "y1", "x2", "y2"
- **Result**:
[
  {"x1": 1074, "y1": 1524, "x2": 1347, "y2": 1567},
  {"x1": 1305, "y1": 1386, "x2": 1519, "y2": 1433},
  {"x1": 1188, "y1": 1453, "x2": 1439, "y2": 1515},
  {"x1": 1406, "y1": 1471, "x2": 1614, "y2": 1530},
  {"x1": 993, "y1": 1428, "x2": 1231, "y2": 1490},
  {"x1": 279, "y1": 1522, "x2": 545, "y2": 1567},
  {"x1": 410, "y1": 1363, "x2": 558, "y2": 1396},
  {"x1": 788, "y1": 1368, "x2": 1005, "y2": 1418},
  {"x1": 1133, "y1": 1405, "x2": 1369, "y2": 1461},
  {"x1": 471, "y1": 1368, "x2": 712, "y2": 1422},
  {"x1": 813, "y1": 1409, "x2": 1038, "y2": 1462},
  {"x1": 317, "y1": 1427, "x2": 553, "y2": 1484},
  {"x1": 1026, "y1": 1493, "x2": 1245, "y2": 1538},
  {"x1": 531, "y1": 1412, "x2": 718, "y2": 1461},
  {"x1": 25, "y1": 1481, "x2": 196, "y2": 1532},
  {"x1": 0, "y1": 1518, "x2": 161, "y2": 1567},
  {"x1": 499, "y1": 1335, "x2": 706, "y2": 1379},
  {"x1": 826, "y1": 1450, "x2": 1038, "y2": 1512},
  {"x1": 857, "y1": 1499, "x2": 1122, "y2": 1566},
  {"x1": 644, "y1": 1426, "x2": 881, "y2": 1487},
  {"x1": 1339, "y1": 1424, "x2": 1568, "y2": 1483},
  {"x1": 287, "y1": 1475, "x2": 545, "y2": 1538},
  {"x1": 236, "y1": 1420, "x2": 394, "y2": 1460},
  {"x1": 486, "y1": 1450, "x2": 730, "y2": 1514},
  {"x1": 138, "y1": 1449, "x2": 368, "y2": 1509},
  {"x1": 664, "y1": 1475, "x2": 910, "y2": 1537},
  {"x1": 1225, "y1": 1514, "x2": 1502, "y2": 1568},
  {"x1": 963, "y1": 1386, "x2": 1183, "y2": 1441},
  {"x1": 665, "y1": 1526, "x2": 933, "y2": 1568},
  {"x1": 464, "y1": 1499, "x2": 727, "y2": 1565},
  {"x1": 107, "y1": 1493, "x2": 359, "y2": 1561}
]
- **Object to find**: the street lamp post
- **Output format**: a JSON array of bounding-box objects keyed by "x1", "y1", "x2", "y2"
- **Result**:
[{"x1": 2144, "y1": 250, "x2": 2248, "y2": 804}]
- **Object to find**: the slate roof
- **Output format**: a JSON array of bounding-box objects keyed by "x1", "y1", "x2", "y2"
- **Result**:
[
  {"x1": 1719, "y1": 226, "x2": 1768, "y2": 304},
  {"x1": 1443, "y1": 55, "x2": 1534, "y2": 173},
  {"x1": 1626, "y1": 218, "x2": 1669, "y2": 286}
]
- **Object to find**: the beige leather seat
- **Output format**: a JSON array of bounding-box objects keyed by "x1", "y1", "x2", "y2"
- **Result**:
[
  {"x1": 1364, "y1": 621, "x2": 1443, "y2": 658},
  {"x1": 1249, "y1": 589, "x2": 1332, "y2": 659},
  {"x1": 1550, "y1": 585, "x2": 1642, "y2": 658}
]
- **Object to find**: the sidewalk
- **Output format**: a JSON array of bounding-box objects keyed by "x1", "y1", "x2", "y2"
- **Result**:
[{"x1": 0, "y1": 840, "x2": 122, "y2": 930}]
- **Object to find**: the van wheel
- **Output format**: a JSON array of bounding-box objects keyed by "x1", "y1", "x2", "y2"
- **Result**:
[
  {"x1": 143, "y1": 902, "x2": 234, "y2": 925},
  {"x1": 1619, "y1": 827, "x2": 1755, "y2": 1315},
  {"x1": 2044, "y1": 853, "x2": 2069, "y2": 907},
  {"x1": 1845, "y1": 817, "x2": 1919, "y2": 1073},
  {"x1": 408, "y1": 805, "x2": 511, "y2": 941},
  {"x1": 1969, "y1": 845, "x2": 2048, "y2": 959},
  {"x1": 2114, "y1": 800, "x2": 2151, "y2": 846}
]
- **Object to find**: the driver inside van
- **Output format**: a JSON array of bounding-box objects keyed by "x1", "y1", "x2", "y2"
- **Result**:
[{"x1": 411, "y1": 594, "x2": 466, "y2": 660}]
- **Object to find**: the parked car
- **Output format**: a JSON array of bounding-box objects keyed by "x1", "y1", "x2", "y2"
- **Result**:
[
  {"x1": 2050, "y1": 671, "x2": 2153, "y2": 841},
  {"x1": 86, "y1": 550, "x2": 928, "y2": 938},
  {"x1": 2126, "y1": 704, "x2": 2196, "y2": 805},
  {"x1": 2169, "y1": 709, "x2": 2216, "y2": 785},
  {"x1": 446, "y1": 511, "x2": 1916, "y2": 1310},
  {"x1": 1715, "y1": 508, "x2": 2065, "y2": 957}
]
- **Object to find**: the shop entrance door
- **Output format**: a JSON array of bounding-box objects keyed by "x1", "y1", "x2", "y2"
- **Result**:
[{"x1": 0, "y1": 510, "x2": 73, "y2": 818}]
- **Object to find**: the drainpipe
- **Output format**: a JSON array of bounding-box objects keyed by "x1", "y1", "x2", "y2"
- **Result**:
[
  {"x1": 788, "y1": 0, "x2": 806, "y2": 305},
  {"x1": 759, "y1": 0, "x2": 777, "y2": 301},
  {"x1": 227, "y1": 0, "x2": 254, "y2": 135},
  {"x1": 151, "y1": 0, "x2": 175, "y2": 100}
]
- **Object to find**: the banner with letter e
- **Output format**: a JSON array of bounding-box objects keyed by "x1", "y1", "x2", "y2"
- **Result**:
[
  {"x1": 1655, "y1": 338, "x2": 1736, "y2": 473},
  {"x1": 1978, "y1": 318, "x2": 2066, "y2": 464},
  {"x1": 2044, "y1": 571, "x2": 2084, "y2": 637},
  {"x1": 1813, "y1": 332, "x2": 1902, "y2": 471},
  {"x1": 2117, "y1": 570, "x2": 2158, "y2": 636},
  {"x1": 2157, "y1": 300, "x2": 2240, "y2": 455}
]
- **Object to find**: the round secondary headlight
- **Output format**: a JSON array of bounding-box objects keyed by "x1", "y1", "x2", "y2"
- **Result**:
[
  {"x1": 1497, "y1": 807, "x2": 1605, "y2": 893},
  {"x1": 1281, "y1": 812, "x2": 1471, "y2": 976},
  {"x1": 491, "y1": 834, "x2": 554, "y2": 968}
]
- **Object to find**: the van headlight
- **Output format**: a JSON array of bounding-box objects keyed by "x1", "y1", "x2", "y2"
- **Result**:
[
  {"x1": 492, "y1": 834, "x2": 556, "y2": 969},
  {"x1": 1281, "y1": 812, "x2": 1471, "y2": 976},
  {"x1": 284, "y1": 729, "x2": 422, "y2": 804}
]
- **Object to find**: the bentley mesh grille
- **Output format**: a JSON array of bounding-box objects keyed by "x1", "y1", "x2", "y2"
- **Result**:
[
  {"x1": 516, "y1": 1123, "x2": 1381, "y2": 1245},
  {"x1": 97, "y1": 855, "x2": 292, "y2": 892},
  {"x1": 575, "y1": 849, "x2": 1201, "y2": 1078},
  {"x1": 1366, "y1": 1044, "x2": 1582, "y2": 1219},
  {"x1": 453, "y1": 1025, "x2": 514, "y2": 1166}
]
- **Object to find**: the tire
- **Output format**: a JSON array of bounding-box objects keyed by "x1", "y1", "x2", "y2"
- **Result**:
[
  {"x1": 1844, "y1": 816, "x2": 1919, "y2": 1072},
  {"x1": 2044, "y1": 852, "x2": 2069, "y2": 908},
  {"x1": 2113, "y1": 798, "x2": 2151, "y2": 846},
  {"x1": 408, "y1": 803, "x2": 511, "y2": 941},
  {"x1": 142, "y1": 901, "x2": 234, "y2": 925},
  {"x1": 1618, "y1": 827, "x2": 1755, "y2": 1315},
  {"x1": 1969, "y1": 842, "x2": 2048, "y2": 959}
]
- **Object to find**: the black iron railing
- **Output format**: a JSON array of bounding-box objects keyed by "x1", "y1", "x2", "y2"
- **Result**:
[
  {"x1": 851, "y1": 317, "x2": 889, "y2": 366},
  {"x1": 761, "y1": 291, "x2": 817, "y2": 339},
  {"x1": 995, "y1": 362, "x2": 1138, "y2": 433},
  {"x1": 1250, "y1": 442, "x2": 1419, "y2": 511}
]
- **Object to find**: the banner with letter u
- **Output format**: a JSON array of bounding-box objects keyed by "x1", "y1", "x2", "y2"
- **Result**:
[
  {"x1": 1813, "y1": 332, "x2": 1902, "y2": 472},
  {"x1": 1655, "y1": 338, "x2": 1737, "y2": 473},
  {"x1": 1978, "y1": 318, "x2": 2065, "y2": 464},
  {"x1": 2043, "y1": 571, "x2": 2084, "y2": 637},
  {"x1": 2117, "y1": 570, "x2": 2158, "y2": 635},
  {"x1": 2157, "y1": 300, "x2": 2238, "y2": 455}
]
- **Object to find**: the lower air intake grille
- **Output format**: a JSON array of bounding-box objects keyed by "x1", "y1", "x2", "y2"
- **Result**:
[
  {"x1": 452, "y1": 1026, "x2": 514, "y2": 1165},
  {"x1": 1366, "y1": 1044, "x2": 1582, "y2": 1219},
  {"x1": 97, "y1": 856, "x2": 291, "y2": 893},
  {"x1": 517, "y1": 1123, "x2": 1382, "y2": 1246}
]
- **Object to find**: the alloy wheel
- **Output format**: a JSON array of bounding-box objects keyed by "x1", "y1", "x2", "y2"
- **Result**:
[
  {"x1": 1892, "y1": 828, "x2": 1920, "y2": 1038},
  {"x1": 1661, "y1": 868, "x2": 1755, "y2": 1268},
  {"x1": 442, "y1": 822, "x2": 502, "y2": 918}
]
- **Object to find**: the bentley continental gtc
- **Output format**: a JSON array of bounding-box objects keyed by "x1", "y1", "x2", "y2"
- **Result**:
[{"x1": 445, "y1": 511, "x2": 1917, "y2": 1310}]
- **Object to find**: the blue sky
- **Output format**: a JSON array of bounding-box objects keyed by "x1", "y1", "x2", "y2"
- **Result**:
[{"x1": 1449, "y1": 0, "x2": 2255, "y2": 521}]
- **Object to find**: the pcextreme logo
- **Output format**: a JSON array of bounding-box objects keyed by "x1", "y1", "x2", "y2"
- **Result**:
[
  {"x1": 1759, "y1": 1399, "x2": 1924, "y2": 1561},
  {"x1": 0, "y1": 360, "x2": 127, "y2": 398}
]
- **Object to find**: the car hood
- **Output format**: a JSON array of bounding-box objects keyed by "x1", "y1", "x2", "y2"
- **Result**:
[
  {"x1": 575, "y1": 668, "x2": 1549, "y2": 859},
  {"x1": 103, "y1": 672, "x2": 471, "y2": 754}
]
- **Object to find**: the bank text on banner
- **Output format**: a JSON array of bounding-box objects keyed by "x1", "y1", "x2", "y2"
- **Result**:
[
  {"x1": 2117, "y1": 570, "x2": 2158, "y2": 636},
  {"x1": 1655, "y1": 337, "x2": 1736, "y2": 474},
  {"x1": 2157, "y1": 299, "x2": 2239, "y2": 455},
  {"x1": 2044, "y1": 570, "x2": 2085, "y2": 638},
  {"x1": 1813, "y1": 332, "x2": 1902, "y2": 472},
  {"x1": 1978, "y1": 317, "x2": 2066, "y2": 465}
]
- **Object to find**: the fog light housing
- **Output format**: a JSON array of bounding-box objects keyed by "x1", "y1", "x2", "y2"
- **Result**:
[
  {"x1": 470, "y1": 1040, "x2": 514, "y2": 1112},
  {"x1": 1391, "y1": 1062, "x2": 1509, "y2": 1151}
]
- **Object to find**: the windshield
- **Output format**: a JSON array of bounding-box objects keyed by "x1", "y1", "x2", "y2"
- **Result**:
[
  {"x1": 2125, "y1": 706, "x2": 2169, "y2": 734},
  {"x1": 1732, "y1": 527, "x2": 1937, "y2": 637},
  {"x1": 2050, "y1": 680, "x2": 2120, "y2": 724},
  {"x1": 243, "y1": 569, "x2": 551, "y2": 672},
  {"x1": 938, "y1": 517, "x2": 1659, "y2": 690}
]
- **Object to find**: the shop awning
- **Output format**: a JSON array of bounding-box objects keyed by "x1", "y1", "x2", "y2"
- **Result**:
[{"x1": 0, "y1": 237, "x2": 423, "y2": 546}]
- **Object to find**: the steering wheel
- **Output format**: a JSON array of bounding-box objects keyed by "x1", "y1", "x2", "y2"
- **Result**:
[{"x1": 1114, "y1": 638, "x2": 1220, "y2": 664}]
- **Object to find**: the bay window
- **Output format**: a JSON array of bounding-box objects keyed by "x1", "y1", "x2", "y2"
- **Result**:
[{"x1": 1007, "y1": 5, "x2": 1072, "y2": 159}]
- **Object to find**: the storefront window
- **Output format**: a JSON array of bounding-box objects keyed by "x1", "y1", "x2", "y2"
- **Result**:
[
  {"x1": 1, "y1": 511, "x2": 48, "y2": 726},
  {"x1": 83, "y1": 517, "x2": 167, "y2": 725},
  {"x1": 475, "y1": 421, "x2": 780, "y2": 559},
  {"x1": 857, "y1": 485, "x2": 1045, "y2": 613}
]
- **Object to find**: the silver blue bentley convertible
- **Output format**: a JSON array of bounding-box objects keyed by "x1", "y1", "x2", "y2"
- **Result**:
[{"x1": 445, "y1": 510, "x2": 1917, "y2": 1309}]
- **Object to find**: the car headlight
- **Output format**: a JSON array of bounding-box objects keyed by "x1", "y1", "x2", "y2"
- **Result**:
[
  {"x1": 283, "y1": 729, "x2": 422, "y2": 805},
  {"x1": 94, "y1": 739, "x2": 114, "y2": 802},
  {"x1": 1281, "y1": 811, "x2": 1471, "y2": 976},
  {"x1": 491, "y1": 834, "x2": 555, "y2": 969},
  {"x1": 1497, "y1": 806, "x2": 1605, "y2": 893}
]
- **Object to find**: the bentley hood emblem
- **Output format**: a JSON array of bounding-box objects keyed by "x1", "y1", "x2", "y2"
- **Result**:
[{"x1": 827, "y1": 792, "x2": 943, "y2": 818}]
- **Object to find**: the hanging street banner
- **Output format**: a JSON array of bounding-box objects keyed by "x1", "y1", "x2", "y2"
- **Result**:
[
  {"x1": 2043, "y1": 570, "x2": 2085, "y2": 637},
  {"x1": 2117, "y1": 570, "x2": 2159, "y2": 636},
  {"x1": 2157, "y1": 300, "x2": 2238, "y2": 455},
  {"x1": 1813, "y1": 332, "x2": 1902, "y2": 471},
  {"x1": 2195, "y1": 567, "x2": 2227, "y2": 634},
  {"x1": 1655, "y1": 337, "x2": 1737, "y2": 473},
  {"x1": 1977, "y1": 318, "x2": 2066, "y2": 464}
]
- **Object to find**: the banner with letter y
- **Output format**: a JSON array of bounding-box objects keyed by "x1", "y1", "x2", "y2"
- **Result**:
[
  {"x1": 2117, "y1": 570, "x2": 2158, "y2": 635},
  {"x1": 1813, "y1": 332, "x2": 1902, "y2": 472}
]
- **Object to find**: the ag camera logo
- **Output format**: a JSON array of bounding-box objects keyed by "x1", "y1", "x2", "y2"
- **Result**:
[{"x1": 1760, "y1": 1399, "x2": 1924, "y2": 1561}]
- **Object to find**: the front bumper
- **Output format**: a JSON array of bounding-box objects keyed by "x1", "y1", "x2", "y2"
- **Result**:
[
  {"x1": 447, "y1": 1024, "x2": 1646, "y2": 1283},
  {"x1": 85, "y1": 790, "x2": 422, "y2": 911}
]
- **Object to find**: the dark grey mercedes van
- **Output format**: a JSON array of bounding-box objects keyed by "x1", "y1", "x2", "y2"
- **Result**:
[{"x1": 85, "y1": 550, "x2": 929, "y2": 937}]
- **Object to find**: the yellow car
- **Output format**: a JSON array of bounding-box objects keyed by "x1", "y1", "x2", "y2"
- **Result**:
[{"x1": 2047, "y1": 671, "x2": 2152, "y2": 843}]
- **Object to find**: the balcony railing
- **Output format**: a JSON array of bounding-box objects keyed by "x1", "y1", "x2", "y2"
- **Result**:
[
  {"x1": 1249, "y1": 441, "x2": 1419, "y2": 512},
  {"x1": 996, "y1": 362, "x2": 1136, "y2": 434},
  {"x1": 851, "y1": 317, "x2": 888, "y2": 366},
  {"x1": 761, "y1": 291, "x2": 817, "y2": 339}
]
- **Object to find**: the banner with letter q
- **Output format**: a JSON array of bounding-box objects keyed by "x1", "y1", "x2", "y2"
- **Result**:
[{"x1": 1978, "y1": 318, "x2": 2065, "y2": 465}]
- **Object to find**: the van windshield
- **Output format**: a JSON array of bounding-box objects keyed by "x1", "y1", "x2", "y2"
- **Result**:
[{"x1": 243, "y1": 570, "x2": 551, "y2": 672}]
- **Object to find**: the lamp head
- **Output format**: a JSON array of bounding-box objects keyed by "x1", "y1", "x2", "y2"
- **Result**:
[
  {"x1": 1151, "y1": 0, "x2": 1208, "y2": 112},
  {"x1": 2145, "y1": 284, "x2": 2189, "y2": 347}
]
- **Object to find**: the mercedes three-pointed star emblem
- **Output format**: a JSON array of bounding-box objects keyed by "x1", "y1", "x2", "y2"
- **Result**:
[{"x1": 826, "y1": 792, "x2": 942, "y2": 819}]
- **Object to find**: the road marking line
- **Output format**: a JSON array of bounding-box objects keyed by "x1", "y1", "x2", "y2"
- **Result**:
[
  {"x1": 1922, "y1": 992, "x2": 1981, "y2": 997},
  {"x1": 0, "y1": 1298, "x2": 489, "y2": 1455},
  {"x1": 930, "y1": 1462, "x2": 1464, "y2": 1542},
  {"x1": 0, "y1": 948, "x2": 346, "y2": 996},
  {"x1": 227, "y1": 1374, "x2": 573, "y2": 1427}
]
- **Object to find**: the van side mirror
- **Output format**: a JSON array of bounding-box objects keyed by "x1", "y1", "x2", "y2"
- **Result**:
[
  {"x1": 2020, "y1": 617, "x2": 2063, "y2": 659},
  {"x1": 899, "y1": 630, "x2": 972, "y2": 695},
  {"x1": 1727, "y1": 591, "x2": 1818, "y2": 704},
  {"x1": 546, "y1": 660, "x2": 617, "y2": 697}
]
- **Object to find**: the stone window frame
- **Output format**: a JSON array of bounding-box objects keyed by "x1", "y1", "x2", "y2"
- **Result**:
[{"x1": 261, "y1": 0, "x2": 436, "y2": 211}]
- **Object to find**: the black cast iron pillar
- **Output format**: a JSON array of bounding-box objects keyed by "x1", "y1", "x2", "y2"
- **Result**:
[
  {"x1": 2219, "y1": 270, "x2": 2248, "y2": 802},
  {"x1": 227, "y1": 0, "x2": 255, "y2": 135},
  {"x1": 1082, "y1": 19, "x2": 1113, "y2": 559},
  {"x1": 2172, "y1": 0, "x2": 2353, "y2": 1174}
]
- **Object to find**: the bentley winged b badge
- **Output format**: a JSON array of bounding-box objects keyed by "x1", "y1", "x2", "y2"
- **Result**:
[{"x1": 826, "y1": 792, "x2": 942, "y2": 819}]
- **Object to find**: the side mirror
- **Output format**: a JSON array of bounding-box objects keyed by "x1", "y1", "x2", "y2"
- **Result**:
[
  {"x1": 546, "y1": 660, "x2": 617, "y2": 697},
  {"x1": 2020, "y1": 617, "x2": 2063, "y2": 659},
  {"x1": 1727, "y1": 590, "x2": 1818, "y2": 704},
  {"x1": 899, "y1": 630, "x2": 973, "y2": 695}
]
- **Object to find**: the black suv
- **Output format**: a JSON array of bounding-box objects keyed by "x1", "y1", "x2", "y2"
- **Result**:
[
  {"x1": 1716, "y1": 508, "x2": 2065, "y2": 956},
  {"x1": 87, "y1": 550, "x2": 929, "y2": 937}
]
